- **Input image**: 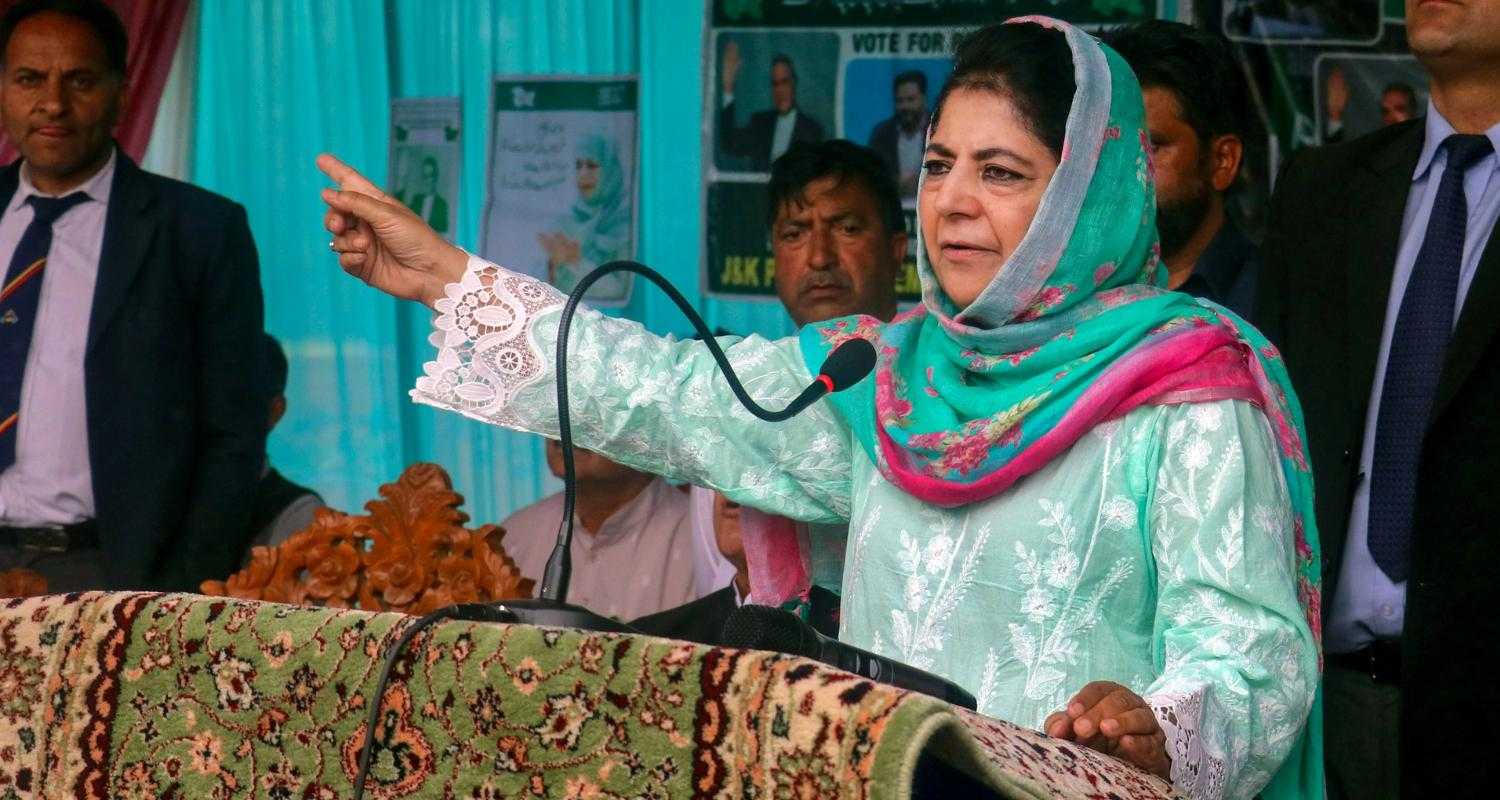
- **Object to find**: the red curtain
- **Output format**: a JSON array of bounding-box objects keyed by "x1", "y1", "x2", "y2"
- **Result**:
[{"x1": 0, "y1": 0, "x2": 190, "y2": 164}]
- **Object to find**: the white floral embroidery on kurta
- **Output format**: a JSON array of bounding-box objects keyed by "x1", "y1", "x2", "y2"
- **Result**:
[{"x1": 887, "y1": 510, "x2": 994, "y2": 672}]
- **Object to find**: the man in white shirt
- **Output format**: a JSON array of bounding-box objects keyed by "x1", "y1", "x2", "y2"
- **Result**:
[
  {"x1": 497, "y1": 440, "x2": 696, "y2": 621},
  {"x1": 868, "y1": 70, "x2": 929, "y2": 199},
  {"x1": 716, "y1": 42, "x2": 826, "y2": 171},
  {"x1": 0, "y1": 0, "x2": 264, "y2": 591}
]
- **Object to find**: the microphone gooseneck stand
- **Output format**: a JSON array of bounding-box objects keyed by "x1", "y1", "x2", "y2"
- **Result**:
[{"x1": 351, "y1": 261, "x2": 875, "y2": 800}]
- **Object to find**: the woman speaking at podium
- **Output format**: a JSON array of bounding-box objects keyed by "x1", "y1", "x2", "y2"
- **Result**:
[{"x1": 319, "y1": 17, "x2": 1320, "y2": 800}]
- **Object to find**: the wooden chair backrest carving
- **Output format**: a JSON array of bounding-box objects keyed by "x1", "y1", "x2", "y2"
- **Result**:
[
  {"x1": 0, "y1": 567, "x2": 48, "y2": 598},
  {"x1": 202, "y1": 463, "x2": 534, "y2": 613}
]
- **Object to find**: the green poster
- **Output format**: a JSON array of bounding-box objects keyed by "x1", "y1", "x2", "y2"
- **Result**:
[
  {"x1": 482, "y1": 76, "x2": 640, "y2": 306},
  {"x1": 701, "y1": 0, "x2": 1158, "y2": 301}
]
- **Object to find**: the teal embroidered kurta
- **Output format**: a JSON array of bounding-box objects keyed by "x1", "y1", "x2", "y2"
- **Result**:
[{"x1": 411, "y1": 257, "x2": 1316, "y2": 800}]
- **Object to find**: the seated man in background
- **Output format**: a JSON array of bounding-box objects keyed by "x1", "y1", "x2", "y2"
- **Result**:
[
  {"x1": 245, "y1": 333, "x2": 322, "y2": 552},
  {"x1": 634, "y1": 139, "x2": 904, "y2": 643},
  {"x1": 499, "y1": 439, "x2": 695, "y2": 620},
  {"x1": 1103, "y1": 20, "x2": 1260, "y2": 318}
]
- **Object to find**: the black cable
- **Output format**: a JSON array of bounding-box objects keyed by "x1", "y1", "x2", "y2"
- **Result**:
[
  {"x1": 350, "y1": 603, "x2": 514, "y2": 800},
  {"x1": 541, "y1": 260, "x2": 831, "y2": 604}
]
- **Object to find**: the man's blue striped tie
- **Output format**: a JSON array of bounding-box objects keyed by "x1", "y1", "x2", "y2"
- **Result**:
[
  {"x1": 0, "y1": 192, "x2": 90, "y2": 469},
  {"x1": 1368, "y1": 133, "x2": 1493, "y2": 582}
]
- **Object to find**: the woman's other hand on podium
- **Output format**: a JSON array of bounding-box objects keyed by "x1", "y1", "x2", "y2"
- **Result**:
[
  {"x1": 318, "y1": 154, "x2": 467, "y2": 309},
  {"x1": 1043, "y1": 680, "x2": 1171, "y2": 780}
]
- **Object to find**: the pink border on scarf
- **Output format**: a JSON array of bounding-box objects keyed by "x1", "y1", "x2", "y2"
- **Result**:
[
  {"x1": 740, "y1": 506, "x2": 810, "y2": 606},
  {"x1": 878, "y1": 324, "x2": 1262, "y2": 507}
]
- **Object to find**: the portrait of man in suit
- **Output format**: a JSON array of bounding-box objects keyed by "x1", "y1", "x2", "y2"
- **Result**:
[
  {"x1": 398, "y1": 155, "x2": 449, "y2": 234},
  {"x1": 0, "y1": 0, "x2": 265, "y2": 592},
  {"x1": 716, "y1": 42, "x2": 826, "y2": 171},
  {"x1": 867, "y1": 70, "x2": 928, "y2": 199},
  {"x1": 1323, "y1": 60, "x2": 1427, "y2": 144}
]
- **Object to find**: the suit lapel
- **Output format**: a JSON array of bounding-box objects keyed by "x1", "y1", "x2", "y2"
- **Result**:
[
  {"x1": 1434, "y1": 219, "x2": 1500, "y2": 419},
  {"x1": 88, "y1": 154, "x2": 160, "y2": 353},
  {"x1": 0, "y1": 162, "x2": 19, "y2": 218},
  {"x1": 1344, "y1": 123, "x2": 1424, "y2": 418}
]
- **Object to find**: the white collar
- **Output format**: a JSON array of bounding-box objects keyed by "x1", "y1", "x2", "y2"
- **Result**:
[{"x1": 1413, "y1": 99, "x2": 1500, "y2": 181}]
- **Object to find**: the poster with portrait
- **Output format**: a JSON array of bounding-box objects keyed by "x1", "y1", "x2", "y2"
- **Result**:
[
  {"x1": 481, "y1": 76, "x2": 639, "y2": 306},
  {"x1": 1191, "y1": 0, "x2": 1420, "y2": 205},
  {"x1": 1313, "y1": 53, "x2": 1427, "y2": 144},
  {"x1": 389, "y1": 97, "x2": 462, "y2": 243},
  {"x1": 701, "y1": 0, "x2": 1158, "y2": 301}
]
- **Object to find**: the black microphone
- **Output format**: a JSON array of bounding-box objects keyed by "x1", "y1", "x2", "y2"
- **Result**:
[
  {"x1": 757, "y1": 336, "x2": 876, "y2": 421},
  {"x1": 721, "y1": 605, "x2": 978, "y2": 709}
]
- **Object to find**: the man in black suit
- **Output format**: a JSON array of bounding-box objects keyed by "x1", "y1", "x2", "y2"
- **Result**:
[
  {"x1": 867, "y1": 70, "x2": 928, "y2": 199},
  {"x1": 0, "y1": 0, "x2": 264, "y2": 591},
  {"x1": 1257, "y1": 0, "x2": 1500, "y2": 795},
  {"x1": 717, "y1": 42, "x2": 825, "y2": 171}
]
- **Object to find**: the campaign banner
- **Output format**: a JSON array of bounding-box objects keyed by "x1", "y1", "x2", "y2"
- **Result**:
[
  {"x1": 482, "y1": 76, "x2": 640, "y2": 306},
  {"x1": 701, "y1": 0, "x2": 1157, "y2": 301},
  {"x1": 1200, "y1": 0, "x2": 1419, "y2": 230},
  {"x1": 1216, "y1": 0, "x2": 1420, "y2": 155},
  {"x1": 389, "y1": 97, "x2": 462, "y2": 243}
]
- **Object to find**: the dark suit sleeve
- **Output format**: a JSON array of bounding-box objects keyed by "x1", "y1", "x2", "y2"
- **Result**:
[
  {"x1": 869, "y1": 119, "x2": 898, "y2": 178},
  {"x1": 801, "y1": 113, "x2": 825, "y2": 143},
  {"x1": 717, "y1": 100, "x2": 759, "y2": 159},
  {"x1": 158, "y1": 203, "x2": 267, "y2": 589}
]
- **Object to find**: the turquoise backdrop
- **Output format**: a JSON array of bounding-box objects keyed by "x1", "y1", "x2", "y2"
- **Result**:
[{"x1": 188, "y1": 0, "x2": 796, "y2": 524}]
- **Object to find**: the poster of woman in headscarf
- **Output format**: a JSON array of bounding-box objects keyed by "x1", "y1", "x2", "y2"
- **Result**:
[{"x1": 481, "y1": 76, "x2": 638, "y2": 306}]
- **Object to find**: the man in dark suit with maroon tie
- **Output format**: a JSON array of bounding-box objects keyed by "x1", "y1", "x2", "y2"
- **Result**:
[{"x1": 0, "y1": 0, "x2": 264, "y2": 591}]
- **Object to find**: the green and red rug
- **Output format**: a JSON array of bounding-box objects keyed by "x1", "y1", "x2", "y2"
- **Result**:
[{"x1": 0, "y1": 592, "x2": 1178, "y2": 799}]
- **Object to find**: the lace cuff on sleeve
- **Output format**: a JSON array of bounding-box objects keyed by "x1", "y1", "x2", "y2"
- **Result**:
[
  {"x1": 410, "y1": 255, "x2": 565, "y2": 425},
  {"x1": 1147, "y1": 688, "x2": 1227, "y2": 800}
]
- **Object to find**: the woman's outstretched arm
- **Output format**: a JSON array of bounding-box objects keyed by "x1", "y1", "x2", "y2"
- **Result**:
[{"x1": 319, "y1": 155, "x2": 855, "y2": 523}]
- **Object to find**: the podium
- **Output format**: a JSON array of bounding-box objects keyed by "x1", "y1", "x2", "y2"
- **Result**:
[{"x1": 0, "y1": 592, "x2": 1181, "y2": 799}]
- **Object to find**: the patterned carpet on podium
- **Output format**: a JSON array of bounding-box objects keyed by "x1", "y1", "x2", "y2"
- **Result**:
[{"x1": 0, "y1": 592, "x2": 1180, "y2": 799}]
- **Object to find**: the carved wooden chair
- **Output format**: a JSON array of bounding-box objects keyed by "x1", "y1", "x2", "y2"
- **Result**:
[
  {"x1": 202, "y1": 463, "x2": 534, "y2": 613},
  {"x1": 0, "y1": 567, "x2": 48, "y2": 598}
]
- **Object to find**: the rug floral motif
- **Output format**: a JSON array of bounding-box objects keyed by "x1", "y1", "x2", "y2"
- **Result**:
[{"x1": 0, "y1": 593, "x2": 1180, "y2": 799}]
